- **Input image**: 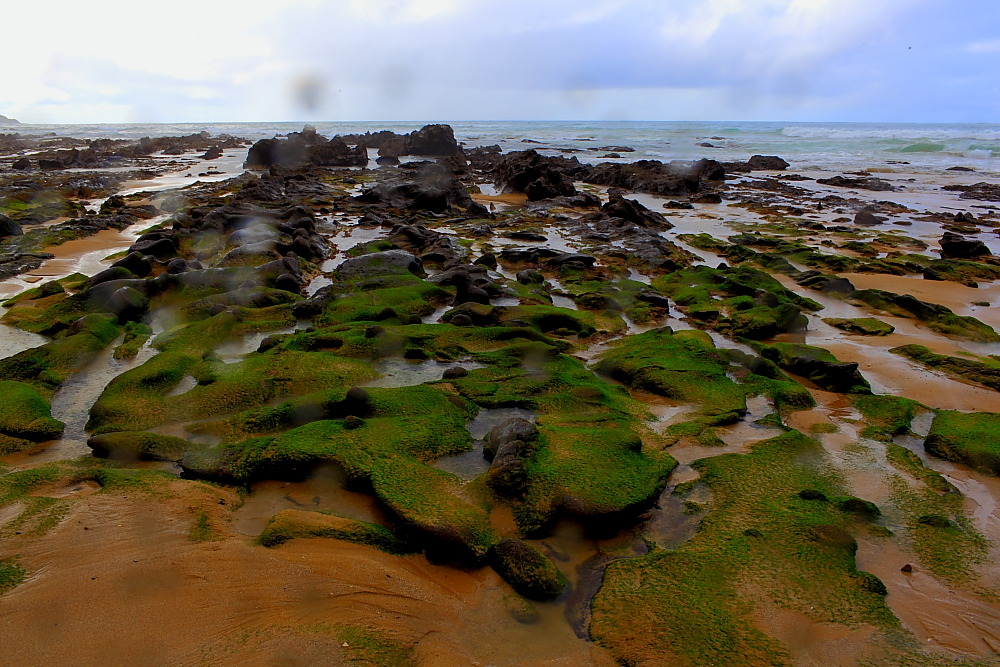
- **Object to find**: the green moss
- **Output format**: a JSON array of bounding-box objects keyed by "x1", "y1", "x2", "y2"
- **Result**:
[
  {"x1": 258, "y1": 509, "x2": 410, "y2": 553},
  {"x1": 335, "y1": 625, "x2": 415, "y2": 667},
  {"x1": 87, "y1": 431, "x2": 193, "y2": 461},
  {"x1": 592, "y1": 429, "x2": 899, "y2": 666},
  {"x1": 184, "y1": 385, "x2": 497, "y2": 563},
  {"x1": 851, "y1": 289, "x2": 999, "y2": 342},
  {"x1": 853, "y1": 395, "x2": 922, "y2": 439},
  {"x1": 809, "y1": 423, "x2": 839, "y2": 434},
  {"x1": 885, "y1": 443, "x2": 954, "y2": 494},
  {"x1": 749, "y1": 341, "x2": 871, "y2": 394},
  {"x1": 924, "y1": 411, "x2": 1000, "y2": 476},
  {"x1": 0, "y1": 559, "x2": 26, "y2": 594},
  {"x1": 890, "y1": 344, "x2": 1000, "y2": 392},
  {"x1": 113, "y1": 321, "x2": 152, "y2": 359},
  {"x1": 823, "y1": 317, "x2": 895, "y2": 336},
  {"x1": 0, "y1": 380, "x2": 64, "y2": 452},
  {"x1": 188, "y1": 509, "x2": 219, "y2": 542},
  {"x1": 489, "y1": 538, "x2": 565, "y2": 600},
  {"x1": 595, "y1": 327, "x2": 747, "y2": 421}
]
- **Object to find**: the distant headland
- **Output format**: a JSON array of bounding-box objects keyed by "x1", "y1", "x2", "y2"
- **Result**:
[{"x1": 0, "y1": 114, "x2": 20, "y2": 125}]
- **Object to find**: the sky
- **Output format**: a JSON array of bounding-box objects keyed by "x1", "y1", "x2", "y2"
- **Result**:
[{"x1": 3, "y1": 0, "x2": 998, "y2": 124}]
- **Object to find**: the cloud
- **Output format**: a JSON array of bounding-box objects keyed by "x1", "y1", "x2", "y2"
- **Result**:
[
  {"x1": 0, "y1": 0, "x2": 996, "y2": 122},
  {"x1": 966, "y1": 39, "x2": 1000, "y2": 53}
]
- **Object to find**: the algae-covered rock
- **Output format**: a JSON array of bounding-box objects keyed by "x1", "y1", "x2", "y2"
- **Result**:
[
  {"x1": 890, "y1": 344, "x2": 1000, "y2": 392},
  {"x1": 752, "y1": 341, "x2": 872, "y2": 394},
  {"x1": 489, "y1": 538, "x2": 565, "y2": 600},
  {"x1": 258, "y1": 509, "x2": 409, "y2": 552},
  {"x1": 924, "y1": 411, "x2": 1000, "y2": 476},
  {"x1": 336, "y1": 250, "x2": 424, "y2": 281},
  {"x1": 851, "y1": 288, "x2": 999, "y2": 342},
  {"x1": 0, "y1": 380, "x2": 64, "y2": 453},
  {"x1": 87, "y1": 430, "x2": 192, "y2": 461},
  {"x1": 823, "y1": 317, "x2": 895, "y2": 336}
]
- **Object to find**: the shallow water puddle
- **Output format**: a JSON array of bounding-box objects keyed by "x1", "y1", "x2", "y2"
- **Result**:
[
  {"x1": 363, "y1": 357, "x2": 484, "y2": 388},
  {"x1": 230, "y1": 464, "x2": 386, "y2": 537},
  {"x1": 434, "y1": 407, "x2": 539, "y2": 480},
  {"x1": 2, "y1": 335, "x2": 160, "y2": 465}
]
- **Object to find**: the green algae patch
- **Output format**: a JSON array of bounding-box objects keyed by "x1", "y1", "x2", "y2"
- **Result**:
[
  {"x1": 853, "y1": 395, "x2": 922, "y2": 440},
  {"x1": 113, "y1": 321, "x2": 152, "y2": 359},
  {"x1": 924, "y1": 411, "x2": 1000, "y2": 477},
  {"x1": 591, "y1": 429, "x2": 899, "y2": 666},
  {"x1": 749, "y1": 341, "x2": 872, "y2": 394},
  {"x1": 595, "y1": 327, "x2": 747, "y2": 422},
  {"x1": 823, "y1": 317, "x2": 895, "y2": 336},
  {"x1": 885, "y1": 443, "x2": 954, "y2": 494},
  {"x1": 335, "y1": 624, "x2": 415, "y2": 667},
  {"x1": 0, "y1": 559, "x2": 26, "y2": 594},
  {"x1": 0, "y1": 380, "x2": 64, "y2": 453},
  {"x1": 258, "y1": 509, "x2": 410, "y2": 553},
  {"x1": 488, "y1": 538, "x2": 565, "y2": 600},
  {"x1": 653, "y1": 265, "x2": 818, "y2": 339},
  {"x1": 183, "y1": 385, "x2": 497, "y2": 563},
  {"x1": 315, "y1": 274, "x2": 450, "y2": 326},
  {"x1": 890, "y1": 344, "x2": 1000, "y2": 392},
  {"x1": 448, "y1": 349, "x2": 674, "y2": 533},
  {"x1": 89, "y1": 348, "x2": 376, "y2": 434},
  {"x1": 87, "y1": 430, "x2": 193, "y2": 462},
  {"x1": 850, "y1": 289, "x2": 1000, "y2": 343},
  {"x1": 0, "y1": 314, "x2": 121, "y2": 392}
]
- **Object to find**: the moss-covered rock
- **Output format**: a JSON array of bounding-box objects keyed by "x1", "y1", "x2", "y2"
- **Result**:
[
  {"x1": 596, "y1": 327, "x2": 747, "y2": 421},
  {"x1": 488, "y1": 538, "x2": 565, "y2": 600},
  {"x1": 890, "y1": 344, "x2": 1000, "y2": 392},
  {"x1": 851, "y1": 289, "x2": 999, "y2": 342},
  {"x1": 750, "y1": 341, "x2": 872, "y2": 394},
  {"x1": 87, "y1": 430, "x2": 192, "y2": 461},
  {"x1": 258, "y1": 509, "x2": 410, "y2": 552},
  {"x1": 0, "y1": 380, "x2": 64, "y2": 453},
  {"x1": 924, "y1": 411, "x2": 1000, "y2": 476},
  {"x1": 823, "y1": 317, "x2": 895, "y2": 336}
]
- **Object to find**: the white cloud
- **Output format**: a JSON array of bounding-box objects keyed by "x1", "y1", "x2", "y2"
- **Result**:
[{"x1": 966, "y1": 39, "x2": 1000, "y2": 53}]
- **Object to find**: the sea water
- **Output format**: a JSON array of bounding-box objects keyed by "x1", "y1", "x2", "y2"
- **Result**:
[{"x1": 2, "y1": 119, "x2": 998, "y2": 174}]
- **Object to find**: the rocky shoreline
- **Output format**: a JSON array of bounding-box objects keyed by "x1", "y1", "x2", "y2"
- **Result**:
[{"x1": 0, "y1": 123, "x2": 998, "y2": 665}]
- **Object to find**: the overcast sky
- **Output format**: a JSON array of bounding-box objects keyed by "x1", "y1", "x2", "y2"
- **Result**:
[{"x1": 4, "y1": 0, "x2": 998, "y2": 124}]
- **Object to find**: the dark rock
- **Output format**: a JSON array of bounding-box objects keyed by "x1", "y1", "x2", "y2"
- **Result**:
[
  {"x1": 406, "y1": 124, "x2": 461, "y2": 156},
  {"x1": 12, "y1": 157, "x2": 30, "y2": 170},
  {"x1": 442, "y1": 366, "x2": 468, "y2": 379},
  {"x1": 746, "y1": 155, "x2": 790, "y2": 170},
  {"x1": 939, "y1": 231, "x2": 990, "y2": 259},
  {"x1": 854, "y1": 208, "x2": 886, "y2": 226},
  {"x1": 900, "y1": 563, "x2": 913, "y2": 573},
  {"x1": 601, "y1": 194, "x2": 673, "y2": 229},
  {"x1": 494, "y1": 150, "x2": 579, "y2": 201},
  {"x1": 483, "y1": 417, "x2": 538, "y2": 461},
  {"x1": 473, "y1": 252, "x2": 498, "y2": 269},
  {"x1": 166, "y1": 258, "x2": 189, "y2": 275},
  {"x1": 816, "y1": 175, "x2": 897, "y2": 192},
  {"x1": 584, "y1": 158, "x2": 723, "y2": 196},
  {"x1": 376, "y1": 155, "x2": 400, "y2": 166},
  {"x1": 488, "y1": 538, "x2": 565, "y2": 601},
  {"x1": 0, "y1": 214, "x2": 24, "y2": 238},
  {"x1": 516, "y1": 269, "x2": 544, "y2": 285}
]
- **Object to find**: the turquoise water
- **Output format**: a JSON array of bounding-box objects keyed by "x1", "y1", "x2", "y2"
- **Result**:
[{"x1": 2, "y1": 120, "x2": 998, "y2": 174}]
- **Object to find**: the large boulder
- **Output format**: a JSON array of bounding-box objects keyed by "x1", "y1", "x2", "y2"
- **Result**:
[
  {"x1": 483, "y1": 417, "x2": 538, "y2": 461},
  {"x1": 583, "y1": 158, "x2": 723, "y2": 196},
  {"x1": 746, "y1": 155, "x2": 790, "y2": 170},
  {"x1": 406, "y1": 124, "x2": 461, "y2": 156},
  {"x1": 356, "y1": 163, "x2": 474, "y2": 212},
  {"x1": 939, "y1": 231, "x2": 990, "y2": 259},
  {"x1": 601, "y1": 193, "x2": 673, "y2": 229},
  {"x1": 0, "y1": 213, "x2": 23, "y2": 237},
  {"x1": 493, "y1": 150, "x2": 580, "y2": 201}
]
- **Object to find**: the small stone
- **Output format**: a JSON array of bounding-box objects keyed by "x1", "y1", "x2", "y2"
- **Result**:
[
  {"x1": 342, "y1": 642, "x2": 349, "y2": 648},
  {"x1": 901, "y1": 563, "x2": 913, "y2": 573}
]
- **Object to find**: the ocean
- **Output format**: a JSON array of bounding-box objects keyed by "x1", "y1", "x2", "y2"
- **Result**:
[{"x1": 2, "y1": 120, "x2": 998, "y2": 175}]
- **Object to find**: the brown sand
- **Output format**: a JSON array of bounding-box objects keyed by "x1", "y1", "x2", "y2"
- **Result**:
[{"x1": 0, "y1": 480, "x2": 614, "y2": 666}]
